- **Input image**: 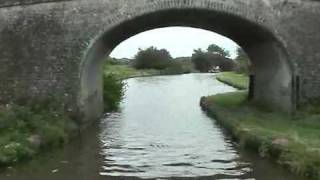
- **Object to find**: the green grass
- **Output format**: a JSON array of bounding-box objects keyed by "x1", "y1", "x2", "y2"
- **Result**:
[
  {"x1": 216, "y1": 72, "x2": 249, "y2": 90},
  {"x1": 201, "y1": 92, "x2": 320, "y2": 179},
  {"x1": 0, "y1": 102, "x2": 76, "y2": 167},
  {"x1": 104, "y1": 64, "x2": 160, "y2": 80},
  {"x1": 205, "y1": 91, "x2": 248, "y2": 107}
]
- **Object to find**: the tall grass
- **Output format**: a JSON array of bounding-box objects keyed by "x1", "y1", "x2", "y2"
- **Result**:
[{"x1": 103, "y1": 74, "x2": 125, "y2": 112}]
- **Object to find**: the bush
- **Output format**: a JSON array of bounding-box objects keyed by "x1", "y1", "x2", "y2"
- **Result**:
[
  {"x1": 0, "y1": 102, "x2": 73, "y2": 166},
  {"x1": 132, "y1": 47, "x2": 173, "y2": 70},
  {"x1": 191, "y1": 49, "x2": 212, "y2": 72},
  {"x1": 191, "y1": 49, "x2": 237, "y2": 72},
  {"x1": 160, "y1": 62, "x2": 192, "y2": 75},
  {"x1": 235, "y1": 47, "x2": 251, "y2": 74},
  {"x1": 103, "y1": 74, "x2": 125, "y2": 112}
]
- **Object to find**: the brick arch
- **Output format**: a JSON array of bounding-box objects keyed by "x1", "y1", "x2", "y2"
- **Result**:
[{"x1": 79, "y1": 1, "x2": 294, "y2": 122}]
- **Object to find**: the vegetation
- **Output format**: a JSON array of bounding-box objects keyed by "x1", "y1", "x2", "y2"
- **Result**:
[
  {"x1": 235, "y1": 47, "x2": 251, "y2": 74},
  {"x1": 191, "y1": 49, "x2": 213, "y2": 72},
  {"x1": 160, "y1": 61, "x2": 195, "y2": 75},
  {"x1": 0, "y1": 56, "x2": 159, "y2": 167},
  {"x1": 104, "y1": 64, "x2": 160, "y2": 80},
  {"x1": 201, "y1": 91, "x2": 320, "y2": 179},
  {"x1": 132, "y1": 47, "x2": 173, "y2": 70},
  {"x1": 207, "y1": 44, "x2": 230, "y2": 58},
  {"x1": 107, "y1": 57, "x2": 131, "y2": 65},
  {"x1": 174, "y1": 57, "x2": 195, "y2": 72},
  {"x1": 102, "y1": 53, "x2": 198, "y2": 112},
  {"x1": 103, "y1": 74, "x2": 125, "y2": 112},
  {"x1": 102, "y1": 58, "x2": 163, "y2": 112},
  {"x1": 191, "y1": 44, "x2": 237, "y2": 72},
  {"x1": 0, "y1": 101, "x2": 76, "y2": 167},
  {"x1": 216, "y1": 72, "x2": 249, "y2": 90}
]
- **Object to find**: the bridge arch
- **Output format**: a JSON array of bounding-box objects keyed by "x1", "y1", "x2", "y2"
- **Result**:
[{"x1": 79, "y1": 1, "x2": 295, "y2": 122}]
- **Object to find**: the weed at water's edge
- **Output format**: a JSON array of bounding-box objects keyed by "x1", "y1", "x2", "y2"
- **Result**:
[
  {"x1": 0, "y1": 102, "x2": 77, "y2": 167},
  {"x1": 103, "y1": 74, "x2": 125, "y2": 112}
]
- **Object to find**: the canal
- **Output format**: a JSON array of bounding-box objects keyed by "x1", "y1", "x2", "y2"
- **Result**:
[{"x1": 0, "y1": 74, "x2": 307, "y2": 180}]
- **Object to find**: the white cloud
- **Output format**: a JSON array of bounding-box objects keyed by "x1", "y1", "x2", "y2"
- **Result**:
[{"x1": 110, "y1": 26, "x2": 240, "y2": 59}]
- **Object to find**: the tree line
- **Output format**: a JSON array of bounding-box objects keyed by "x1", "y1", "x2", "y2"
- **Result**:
[{"x1": 111, "y1": 44, "x2": 251, "y2": 74}]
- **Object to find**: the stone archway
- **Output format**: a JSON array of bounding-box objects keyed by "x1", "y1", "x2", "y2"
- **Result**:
[
  {"x1": 80, "y1": 3, "x2": 293, "y2": 123},
  {"x1": 3, "y1": 0, "x2": 319, "y2": 126}
]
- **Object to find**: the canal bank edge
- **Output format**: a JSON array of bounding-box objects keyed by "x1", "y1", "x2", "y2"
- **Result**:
[
  {"x1": 0, "y1": 102, "x2": 81, "y2": 168},
  {"x1": 215, "y1": 72, "x2": 249, "y2": 90},
  {"x1": 200, "y1": 91, "x2": 320, "y2": 180},
  {"x1": 0, "y1": 65, "x2": 191, "y2": 169},
  {"x1": 104, "y1": 64, "x2": 194, "y2": 81}
]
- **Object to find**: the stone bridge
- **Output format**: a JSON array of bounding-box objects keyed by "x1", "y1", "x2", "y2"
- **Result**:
[{"x1": 0, "y1": 0, "x2": 319, "y2": 125}]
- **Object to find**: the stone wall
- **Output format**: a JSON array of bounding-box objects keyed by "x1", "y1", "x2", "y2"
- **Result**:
[{"x1": 0, "y1": 0, "x2": 72, "y2": 8}]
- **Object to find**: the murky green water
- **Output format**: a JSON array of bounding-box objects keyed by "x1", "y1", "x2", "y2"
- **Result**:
[{"x1": 0, "y1": 74, "x2": 308, "y2": 180}]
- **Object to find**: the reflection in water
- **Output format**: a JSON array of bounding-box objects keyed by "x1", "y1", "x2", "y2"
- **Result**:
[{"x1": 0, "y1": 74, "x2": 307, "y2": 180}]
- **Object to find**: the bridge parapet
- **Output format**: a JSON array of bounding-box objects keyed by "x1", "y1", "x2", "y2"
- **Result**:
[{"x1": 0, "y1": 0, "x2": 72, "y2": 8}]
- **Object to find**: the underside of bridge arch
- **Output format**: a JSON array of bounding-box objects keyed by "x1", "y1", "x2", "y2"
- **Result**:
[{"x1": 80, "y1": 8, "x2": 294, "y2": 122}]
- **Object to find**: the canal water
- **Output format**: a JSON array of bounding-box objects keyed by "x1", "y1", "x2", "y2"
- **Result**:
[{"x1": 0, "y1": 74, "x2": 307, "y2": 180}]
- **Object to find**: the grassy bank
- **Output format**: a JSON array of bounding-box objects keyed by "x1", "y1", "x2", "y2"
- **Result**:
[
  {"x1": 104, "y1": 64, "x2": 161, "y2": 80},
  {"x1": 0, "y1": 64, "x2": 137, "y2": 167},
  {"x1": 104, "y1": 64, "x2": 193, "y2": 80},
  {"x1": 216, "y1": 72, "x2": 249, "y2": 90},
  {"x1": 0, "y1": 62, "x2": 189, "y2": 167},
  {"x1": 0, "y1": 102, "x2": 77, "y2": 167},
  {"x1": 201, "y1": 91, "x2": 320, "y2": 179}
]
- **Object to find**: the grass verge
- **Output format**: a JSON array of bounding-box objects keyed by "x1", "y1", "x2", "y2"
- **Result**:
[
  {"x1": 200, "y1": 91, "x2": 320, "y2": 179},
  {"x1": 104, "y1": 64, "x2": 161, "y2": 80},
  {"x1": 216, "y1": 72, "x2": 249, "y2": 90}
]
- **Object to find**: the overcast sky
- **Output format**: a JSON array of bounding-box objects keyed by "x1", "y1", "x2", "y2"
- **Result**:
[{"x1": 110, "y1": 27, "x2": 240, "y2": 59}]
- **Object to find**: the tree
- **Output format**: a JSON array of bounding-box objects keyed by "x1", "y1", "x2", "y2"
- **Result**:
[
  {"x1": 207, "y1": 44, "x2": 230, "y2": 58},
  {"x1": 132, "y1": 47, "x2": 173, "y2": 70},
  {"x1": 235, "y1": 47, "x2": 251, "y2": 74},
  {"x1": 191, "y1": 49, "x2": 212, "y2": 72},
  {"x1": 191, "y1": 48, "x2": 237, "y2": 72}
]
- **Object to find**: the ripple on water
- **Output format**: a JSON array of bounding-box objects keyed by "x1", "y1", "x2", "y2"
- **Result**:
[
  {"x1": 99, "y1": 74, "x2": 252, "y2": 179},
  {"x1": 0, "y1": 74, "x2": 309, "y2": 180}
]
